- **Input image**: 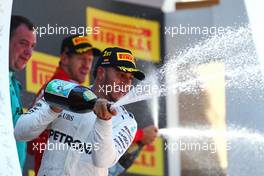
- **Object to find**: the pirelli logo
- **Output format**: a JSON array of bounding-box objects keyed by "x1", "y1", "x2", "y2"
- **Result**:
[
  {"x1": 87, "y1": 7, "x2": 161, "y2": 63},
  {"x1": 72, "y1": 36, "x2": 89, "y2": 46},
  {"x1": 117, "y1": 52, "x2": 135, "y2": 65},
  {"x1": 26, "y1": 52, "x2": 59, "y2": 94},
  {"x1": 31, "y1": 61, "x2": 54, "y2": 85}
]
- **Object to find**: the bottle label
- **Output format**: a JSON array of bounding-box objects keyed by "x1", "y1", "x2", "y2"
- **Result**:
[
  {"x1": 83, "y1": 90, "x2": 97, "y2": 102},
  {"x1": 45, "y1": 79, "x2": 77, "y2": 98}
]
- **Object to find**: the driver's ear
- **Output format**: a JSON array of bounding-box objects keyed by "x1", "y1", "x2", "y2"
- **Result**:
[
  {"x1": 60, "y1": 52, "x2": 70, "y2": 66},
  {"x1": 96, "y1": 66, "x2": 106, "y2": 81}
]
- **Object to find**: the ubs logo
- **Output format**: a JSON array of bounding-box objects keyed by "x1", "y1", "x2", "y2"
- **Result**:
[{"x1": 58, "y1": 112, "x2": 74, "y2": 121}]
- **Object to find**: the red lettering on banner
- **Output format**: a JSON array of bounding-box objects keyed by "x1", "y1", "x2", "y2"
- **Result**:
[
  {"x1": 106, "y1": 32, "x2": 115, "y2": 45},
  {"x1": 147, "y1": 40, "x2": 151, "y2": 51},
  {"x1": 32, "y1": 60, "x2": 56, "y2": 85},
  {"x1": 135, "y1": 153, "x2": 156, "y2": 167},
  {"x1": 92, "y1": 18, "x2": 152, "y2": 51},
  {"x1": 118, "y1": 35, "x2": 125, "y2": 47},
  {"x1": 134, "y1": 143, "x2": 156, "y2": 167}
]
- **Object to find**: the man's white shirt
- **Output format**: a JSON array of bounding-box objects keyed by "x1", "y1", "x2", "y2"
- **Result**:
[{"x1": 14, "y1": 99, "x2": 137, "y2": 176}]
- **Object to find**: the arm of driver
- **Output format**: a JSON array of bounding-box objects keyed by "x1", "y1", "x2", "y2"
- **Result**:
[
  {"x1": 91, "y1": 110, "x2": 137, "y2": 167},
  {"x1": 14, "y1": 98, "x2": 59, "y2": 141}
]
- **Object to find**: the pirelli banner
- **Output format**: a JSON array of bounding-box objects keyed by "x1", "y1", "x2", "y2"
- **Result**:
[
  {"x1": 87, "y1": 7, "x2": 161, "y2": 63},
  {"x1": 26, "y1": 52, "x2": 58, "y2": 94}
]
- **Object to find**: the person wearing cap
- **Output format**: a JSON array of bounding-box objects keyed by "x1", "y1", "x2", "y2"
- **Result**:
[
  {"x1": 27, "y1": 34, "x2": 100, "y2": 175},
  {"x1": 91, "y1": 47, "x2": 145, "y2": 100},
  {"x1": 14, "y1": 47, "x2": 145, "y2": 176}
]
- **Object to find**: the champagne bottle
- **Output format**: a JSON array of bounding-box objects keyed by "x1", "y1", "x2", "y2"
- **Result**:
[
  {"x1": 109, "y1": 141, "x2": 144, "y2": 175},
  {"x1": 118, "y1": 142, "x2": 144, "y2": 169},
  {"x1": 44, "y1": 79, "x2": 98, "y2": 113}
]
